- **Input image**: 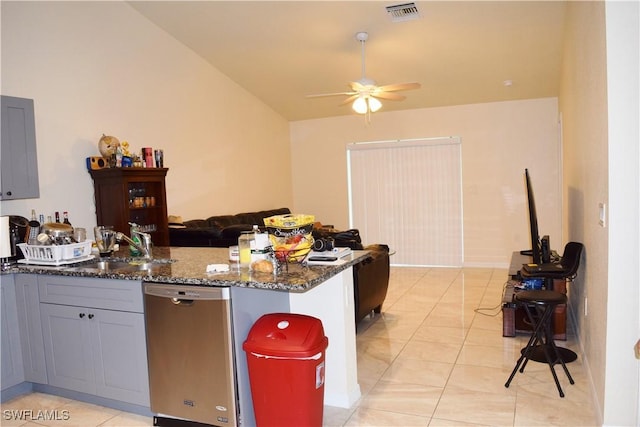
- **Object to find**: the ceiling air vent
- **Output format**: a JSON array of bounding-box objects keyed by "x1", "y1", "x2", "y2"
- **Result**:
[{"x1": 386, "y1": 2, "x2": 420, "y2": 22}]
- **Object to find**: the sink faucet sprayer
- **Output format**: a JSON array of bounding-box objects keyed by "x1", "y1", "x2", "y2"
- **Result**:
[{"x1": 116, "y1": 222, "x2": 152, "y2": 259}]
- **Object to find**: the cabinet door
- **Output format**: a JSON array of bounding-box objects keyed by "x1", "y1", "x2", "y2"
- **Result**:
[
  {"x1": 0, "y1": 95, "x2": 40, "y2": 200},
  {"x1": 40, "y1": 302, "x2": 149, "y2": 406},
  {"x1": 90, "y1": 309, "x2": 149, "y2": 406},
  {"x1": 14, "y1": 274, "x2": 47, "y2": 384},
  {"x1": 40, "y1": 303, "x2": 95, "y2": 394},
  {"x1": 1, "y1": 275, "x2": 25, "y2": 390}
]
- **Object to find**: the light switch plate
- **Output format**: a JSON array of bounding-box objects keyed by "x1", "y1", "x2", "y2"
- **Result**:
[{"x1": 598, "y1": 202, "x2": 606, "y2": 227}]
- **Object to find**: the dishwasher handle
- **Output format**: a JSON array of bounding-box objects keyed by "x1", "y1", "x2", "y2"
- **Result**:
[
  {"x1": 172, "y1": 298, "x2": 194, "y2": 306},
  {"x1": 144, "y1": 283, "x2": 230, "y2": 301}
]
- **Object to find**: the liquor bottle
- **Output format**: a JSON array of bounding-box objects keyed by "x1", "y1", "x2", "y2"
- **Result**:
[
  {"x1": 27, "y1": 209, "x2": 40, "y2": 244},
  {"x1": 63, "y1": 211, "x2": 72, "y2": 226},
  {"x1": 55, "y1": 212, "x2": 60, "y2": 223}
]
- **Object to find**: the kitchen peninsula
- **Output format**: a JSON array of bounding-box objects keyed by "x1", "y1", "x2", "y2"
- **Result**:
[{"x1": 2, "y1": 246, "x2": 368, "y2": 426}]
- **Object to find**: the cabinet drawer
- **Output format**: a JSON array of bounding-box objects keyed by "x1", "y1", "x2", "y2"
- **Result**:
[{"x1": 38, "y1": 276, "x2": 143, "y2": 313}]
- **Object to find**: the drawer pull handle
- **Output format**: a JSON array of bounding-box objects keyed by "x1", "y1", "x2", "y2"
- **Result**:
[
  {"x1": 88, "y1": 314, "x2": 94, "y2": 319},
  {"x1": 79, "y1": 313, "x2": 85, "y2": 318}
]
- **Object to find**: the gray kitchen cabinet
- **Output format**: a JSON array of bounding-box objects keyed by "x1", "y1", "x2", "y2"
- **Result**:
[
  {"x1": 0, "y1": 95, "x2": 40, "y2": 200},
  {"x1": 1, "y1": 275, "x2": 25, "y2": 391},
  {"x1": 14, "y1": 274, "x2": 47, "y2": 384},
  {"x1": 38, "y1": 275, "x2": 149, "y2": 406}
]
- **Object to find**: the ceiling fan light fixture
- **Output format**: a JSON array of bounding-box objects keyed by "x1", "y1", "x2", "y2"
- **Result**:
[
  {"x1": 368, "y1": 97, "x2": 382, "y2": 112},
  {"x1": 352, "y1": 96, "x2": 382, "y2": 114},
  {"x1": 352, "y1": 96, "x2": 368, "y2": 114}
]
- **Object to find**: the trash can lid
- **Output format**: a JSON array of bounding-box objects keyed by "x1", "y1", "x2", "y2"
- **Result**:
[{"x1": 243, "y1": 313, "x2": 329, "y2": 358}]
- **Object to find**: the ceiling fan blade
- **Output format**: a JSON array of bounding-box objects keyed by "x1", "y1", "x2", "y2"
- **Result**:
[
  {"x1": 340, "y1": 94, "x2": 360, "y2": 106},
  {"x1": 306, "y1": 91, "x2": 357, "y2": 98},
  {"x1": 377, "y1": 82, "x2": 421, "y2": 92},
  {"x1": 349, "y1": 81, "x2": 367, "y2": 92},
  {"x1": 372, "y1": 92, "x2": 406, "y2": 101}
]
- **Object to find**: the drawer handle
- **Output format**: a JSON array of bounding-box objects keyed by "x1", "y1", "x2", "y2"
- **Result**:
[
  {"x1": 79, "y1": 313, "x2": 85, "y2": 318},
  {"x1": 88, "y1": 314, "x2": 94, "y2": 319}
]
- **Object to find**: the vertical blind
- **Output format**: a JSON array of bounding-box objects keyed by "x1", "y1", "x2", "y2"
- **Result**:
[{"x1": 347, "y1": 137, "x2": 463, "y2": 266}]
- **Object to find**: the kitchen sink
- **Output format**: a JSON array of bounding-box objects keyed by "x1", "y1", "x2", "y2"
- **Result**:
[{"x1": 66, "y1": 258, "x2": 173, "y2": 274}]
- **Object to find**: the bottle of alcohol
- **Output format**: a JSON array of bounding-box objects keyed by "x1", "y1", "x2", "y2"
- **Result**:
[
  {"x1": 27, "y1": 209, "x2": 40, "y2": 244},
  {"x1": 55, "y1": 212, "x2": 60, "y2": 223},
  {"x1": 63, "y1": 211, "x2": 72, "y2": 226}
]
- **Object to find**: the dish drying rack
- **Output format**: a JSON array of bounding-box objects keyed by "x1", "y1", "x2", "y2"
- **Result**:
[{"x1": 17, "y1": 241, "x2": 93, "y2": 266}]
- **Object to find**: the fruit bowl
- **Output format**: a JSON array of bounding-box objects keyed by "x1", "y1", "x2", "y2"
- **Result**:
[
  {"x1": 273, "y1": 245, "x2": 312, "y2": 264},
  {"x1": 264, "y1": 214, "x2": 315, "y2": 264}
]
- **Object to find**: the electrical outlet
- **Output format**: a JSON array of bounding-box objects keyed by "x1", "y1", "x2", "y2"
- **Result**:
[{"x1": 599, "y1": 202, "x2": 606, "y2": 227}]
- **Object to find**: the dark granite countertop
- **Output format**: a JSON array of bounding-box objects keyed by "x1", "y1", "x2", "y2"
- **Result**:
[{"x1": 10, "y1": 246, "x2": 370, "y2": 293}]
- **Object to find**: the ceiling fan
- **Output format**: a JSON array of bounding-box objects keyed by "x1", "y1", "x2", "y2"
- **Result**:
[{"x1": 307, "y1": 32, "x2": 421, "y2": 115}]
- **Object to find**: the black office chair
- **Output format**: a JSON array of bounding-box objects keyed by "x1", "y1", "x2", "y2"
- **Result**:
[
  {"x1": 521, "y1": 241, "x2": 584, "y2": 286},
  {"x1": 505, "y1": 241, "x2": 584, "y2": 397}
]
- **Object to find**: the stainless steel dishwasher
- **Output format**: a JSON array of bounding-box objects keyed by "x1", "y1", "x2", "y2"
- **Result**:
[{"x1": 144, "y1": 283, "x2": 237, "y2": 427}]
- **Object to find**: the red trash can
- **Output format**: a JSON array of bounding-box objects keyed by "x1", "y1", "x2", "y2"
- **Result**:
[{"x1": 243, "y1": 313, "x2": 329, "y2": 427}]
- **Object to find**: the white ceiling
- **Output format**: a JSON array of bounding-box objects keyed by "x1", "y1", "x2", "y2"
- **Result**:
[{"x1": 128, "y1": 1, "x2": 567, "y2": 121}]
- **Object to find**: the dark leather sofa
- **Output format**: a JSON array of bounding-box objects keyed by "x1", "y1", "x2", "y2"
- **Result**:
[
  {"x1": 169, "y1": 208, "x2": 291, "y2": 248},
  {"x1": 169, "y1": 208, "x2": 390, "y2": 324}
]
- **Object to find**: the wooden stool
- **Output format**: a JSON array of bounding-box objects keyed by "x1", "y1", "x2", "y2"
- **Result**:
[{"x1": 504, "y1": 289, "x2": 575, "y2": 397}]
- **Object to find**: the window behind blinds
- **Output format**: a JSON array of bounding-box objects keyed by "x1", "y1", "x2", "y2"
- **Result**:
[{"x1": 347, "y1": 137, "x2": 463, "y2": 266}]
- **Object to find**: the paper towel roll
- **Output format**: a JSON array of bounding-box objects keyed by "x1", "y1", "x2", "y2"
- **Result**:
[{"x1": 0, "y1": 216, "x2": 12, "y2": 259}]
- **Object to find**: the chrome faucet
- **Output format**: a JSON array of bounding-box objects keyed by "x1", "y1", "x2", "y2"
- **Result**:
[{"x1": 116, "y1": 225, "x2": 152, "y2": 259}]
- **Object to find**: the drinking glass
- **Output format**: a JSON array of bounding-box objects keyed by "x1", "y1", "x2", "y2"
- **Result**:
[{"x1": 73, "y1": 227, "x2": 87, "y2": 242}]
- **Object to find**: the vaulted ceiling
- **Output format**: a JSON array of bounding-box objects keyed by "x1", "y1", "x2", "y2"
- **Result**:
[{"x1": 128, "y1": 1, "x2": 566, "y2": 121}]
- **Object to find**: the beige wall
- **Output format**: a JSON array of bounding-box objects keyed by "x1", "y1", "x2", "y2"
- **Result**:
[
  {"x1": 290, "y1": 98, "x2": 561, "y2": 267},
  {"x1": 0, "y1": 1, "x2": 293, "y2": 228},
  {"x1": 560, "y1": 1, "x2": 639, "y2": 425},
  {"x1": 559, "y1": 1, "x2": 608, "y2": 420}
]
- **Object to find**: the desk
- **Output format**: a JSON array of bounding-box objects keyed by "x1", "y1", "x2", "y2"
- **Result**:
[{"x1": 502, "y1": 251, "x2": 567, "y2": 340}]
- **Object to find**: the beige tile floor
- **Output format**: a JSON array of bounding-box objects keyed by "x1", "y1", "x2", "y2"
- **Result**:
[{"x1": 1, "y1": 266, "x2": 599, "y2": 426}]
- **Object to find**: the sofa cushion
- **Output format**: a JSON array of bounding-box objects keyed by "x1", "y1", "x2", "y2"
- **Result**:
[
  {"x1": 236, "y1": 208, "x2": 292, "y2": 226},
  {"x1": 221, "y1": 224, "x2": 254, "y2": 239},
  {"x1": 183, "y1": 219, "x2": 211, "y2": 229},
  {"x1": 207, "y1": 215, "x2": 239, "y2": 228},
  {"x1": 168, "y1": 227, "x2": 223, "y2": 247}
]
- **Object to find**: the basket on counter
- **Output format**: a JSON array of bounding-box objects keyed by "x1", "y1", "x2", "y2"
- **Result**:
[
  {"x1": 17, "y1": 240, "x2": 93, "y2": 265},
  {"x1": 273, "y1": 246, "x2": 313, "y2": 264}
]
